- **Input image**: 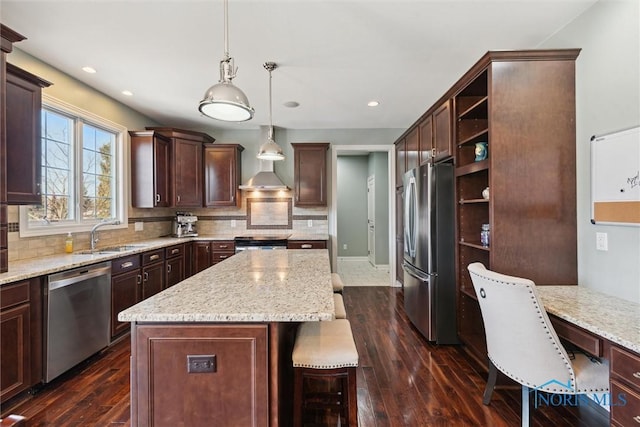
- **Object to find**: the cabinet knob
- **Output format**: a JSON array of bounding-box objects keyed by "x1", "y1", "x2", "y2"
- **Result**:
[
  {"x1": 633, "y1": 415, "x2": 640, "y2": 424},
  {"x1": 219, "y1": 255, "x2": 228, "y2": 259},
  {"x1": 156, "y1": 194, "x2": 161, "y2": 203},
  {"x1": 121, "y1": 261, "x2": 133, "y2": 269},
  {"x1": 167, "y1": 264, "x2": 172, "y2": 273},
  {"x1": 143, "y1": 271, "x2": 149, "y2": 281},
  {"x1": 149, "y1": 254, "x2": 160, "y2": 261},
  {"x1": 177, "y1": 195, "x2": 181, "y2": 202},
  {"x1": 219, "y1": 245, "x2": 228, "y2": 249},
  {"x1": 137, "y1": 274, "x2": 142, "y2": 285},
  {"x1": 301, "y1": 244, "x2": 312, "y2": 249},
  {"x1": 171, "y1": 248, "x2": 179, "y2": 255},
  {"x1": 633, "y1": 371, "x2": 640, "y2": 379}
]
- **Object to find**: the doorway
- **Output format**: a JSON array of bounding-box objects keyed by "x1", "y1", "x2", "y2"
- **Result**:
[
  {"x1": 367, "y1": 175, "x2": 375, "y2": 266},
  {"x1": 330, "y1": 145, "x2": 396, "y2": 287}
]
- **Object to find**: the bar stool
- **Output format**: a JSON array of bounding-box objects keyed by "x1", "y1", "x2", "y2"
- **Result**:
[
  {"x1": 292, "y1": 319, "x2": 358, "y2": 427},
  {"x1": 334, "y1": 293, "x2": 347, "y2": 319},
  {"x1": 331, "y1": 272, "x2": 344, "y2": 293}
]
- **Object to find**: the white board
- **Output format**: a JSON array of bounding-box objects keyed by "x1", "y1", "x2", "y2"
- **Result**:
[{"x1": 590, "y1": 126, "x2": 640, "y2": 225}]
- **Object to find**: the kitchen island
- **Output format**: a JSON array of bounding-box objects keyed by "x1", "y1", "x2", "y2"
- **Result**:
[{"x1": 118, "y1": 249, "x2": 334, "y2": 427}]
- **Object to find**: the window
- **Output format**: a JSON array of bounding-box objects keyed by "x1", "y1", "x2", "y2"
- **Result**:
[{"x1": 20, "y1": 95, "x2": 127, "y2": 236}]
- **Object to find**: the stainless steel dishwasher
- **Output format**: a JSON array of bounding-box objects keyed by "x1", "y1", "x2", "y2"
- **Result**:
[{"x1": 45, "y1": 261, "x2": 111, "y2": 383}]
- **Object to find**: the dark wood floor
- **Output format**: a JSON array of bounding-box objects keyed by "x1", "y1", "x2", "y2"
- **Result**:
[{"x1": 2, "y1": 286, "x2": 609, "y2": 426}]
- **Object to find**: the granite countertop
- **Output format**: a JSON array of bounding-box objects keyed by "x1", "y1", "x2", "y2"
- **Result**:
[
  {"x1": 0, "y1": 233, "x2": 329, "y2": 285},
  {"x1": 537, "y1": 286, "x2": 640, "y2": 354},
  {"x1": 118, "y1": 249, "x2": 335, "y2": 323}
]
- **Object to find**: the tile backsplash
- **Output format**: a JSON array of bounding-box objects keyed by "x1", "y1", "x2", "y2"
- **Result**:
[{"x1": 7, "y1": 191, "x2": 327, "y2": 262}]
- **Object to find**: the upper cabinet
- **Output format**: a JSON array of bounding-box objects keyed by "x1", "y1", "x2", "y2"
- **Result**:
[
  {"x1": 292, "y1": 143, "x2": 330, "y2": 207},
  {"x1": 405, "y1": 127, "x2": 419, "y2": 172},
  {"x1": 432, "y1": 100, "x2": 452, "y2": 162},
  {"x1": 203, "y1": 143, "x2": 244, "y2": 208},
  {"x1": 395, "y1": 138, "x2": 406, "y2": 187},
  {"x1": 145, "y1": 127, "x2": 214, "y2": 208},
  {"x1": 129, "y1": 130, "x2": 171, "y2": 208},
  {"x1": 6, "y1": 63, "x2": 52, "y2": 205}
]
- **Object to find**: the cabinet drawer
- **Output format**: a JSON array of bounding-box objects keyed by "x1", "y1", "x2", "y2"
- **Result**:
[
  {"x1": 610, "y1": 380, "x2": 640, "y2": 426},
  {"x1": 165, "y1": 244, "x2": 184, "y2": 259},
  {"x1": 549, "y1": 315, "x2": 602, "y2": 357},
  {"x1": 142, "y1": 249, "x2": 164, "y2": 265},
  {"x1": 211, "y1": 241, "x2": 234, "y2": 251},
  {"x1": 112, "y1": 255, "x2": 141, "y2": 275},
  {"x1": 287, "y1": 240, "x2": 327, "y2": 250},
  {"x1": 212, "y1": 251, "x2": 234, "y2": 263},
  {"x1": 611, "y1": 346, "x2": 640, "y2": 389},
  {"x1": 0, "y1": 280, "x2": 30, "y2": 310}
]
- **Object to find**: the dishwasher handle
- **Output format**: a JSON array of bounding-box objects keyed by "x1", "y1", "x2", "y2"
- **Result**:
[{"x1": 48, "y1": 264, "x2": 111, "y2": 291}]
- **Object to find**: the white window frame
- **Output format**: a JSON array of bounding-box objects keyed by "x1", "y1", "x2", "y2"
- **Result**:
[{"x1": 19, "y1": 94, "x2": 128, "y2": 237}]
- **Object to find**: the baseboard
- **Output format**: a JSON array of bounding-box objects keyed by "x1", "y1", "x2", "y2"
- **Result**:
[{"x1": 337, "y1": 256, "x2": 369, "y2": 262}]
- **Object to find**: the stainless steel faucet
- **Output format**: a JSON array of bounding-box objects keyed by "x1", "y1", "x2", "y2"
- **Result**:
[{"x1": 90, "y1": 219, "x2": 121, "y2": 251}]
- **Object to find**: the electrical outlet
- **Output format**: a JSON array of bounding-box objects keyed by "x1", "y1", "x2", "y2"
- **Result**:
[
  {"x1": 596, "y1": 232, "x2": 608, "y2": 251},
  {"x1": 230, "y1": 219, "x2": 236, "y2": 228},
  {"x1": 307, "y1": 219, "x2": 313, "y2": 227},
  {"x1": 343, "y1": 244, "x2": 347, "y2": 250},
  {"x1": 134, "y1": 222, "x2": 143, "y2": 232}
]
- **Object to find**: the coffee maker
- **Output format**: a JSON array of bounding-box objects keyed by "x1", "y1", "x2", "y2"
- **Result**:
[{"x1": 173, "y1": 212, "x2": 198, "y2": 237}]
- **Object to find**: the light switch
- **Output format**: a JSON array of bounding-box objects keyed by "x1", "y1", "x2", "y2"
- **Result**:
[
  {"x1": 231, "y1": 219, "x2": 236, "y2": 228},
  {"x1": 308, "y1": 219, "x2": 313, "y2": 227},
  {"x1": 134, "y1": 222, "x2": 143, "y2": 232}
]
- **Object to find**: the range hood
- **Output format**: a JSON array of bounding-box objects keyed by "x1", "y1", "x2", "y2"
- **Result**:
[{"x1": 239, "y1": 126, "x2": 289, "y2": 191}]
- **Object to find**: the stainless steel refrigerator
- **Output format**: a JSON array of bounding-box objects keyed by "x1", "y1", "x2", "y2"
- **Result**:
[{"x1": 403, "y1": 162, "x2": 457, "y2": 344}]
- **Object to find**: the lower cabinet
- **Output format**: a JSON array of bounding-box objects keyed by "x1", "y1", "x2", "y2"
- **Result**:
[
  {"x1": 0, "y1": 278, "x2": 42, "y2": 404},
  {"x1": 287, "y1": 240, "x2": 327, "y2": 250},
  {"x1": 132, "y1": 324, "x2": 269, "y2": 427},
  {"x1": 193, "y1": 240, "x2": 235, "y2": 273},
  {"x1": 165, "y1": 244, "x2": 185, "y2": 288},
  {"x1": 211, "y1": 240, "x2": 234, "y2": 265},
  {"x1": 141, "y1": 249, "x2": 165, "y2": 300},
  {"x1": 609, "y1": 344, "x2": 640, "y2": 426},
  {"x1": 110, "y1": 255, "x2": 142, "y2": 340}
]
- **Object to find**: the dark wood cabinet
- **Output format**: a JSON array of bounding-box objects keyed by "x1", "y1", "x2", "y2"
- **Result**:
[
  {"x1": 1, "y1": 277, "x2": 43, "y2": 403},
  {"x1": 141, "y1": 250, "x2": 165, "y2": 300},
  {"x1": 5, "y1": 64, "x2": 51, "y2": 205},
  {"x1": 418, "y1": 116, "x2": 433, "y2": 164},
  {"x1": 405, "y1": 127, "x2": 419, "y2": 172},
  {"x1": 203, "y1": 143, "x2": 243, "y2": 207},
  {"x1": 192, "y1": 241, "x2": 212, "y2": 274},
  {"x1": 395, "y1": 138, "x2": 406, "y2": 187},
  {"x1": 131, "y1": 324, "x2": 269, "y2": 427},
  {"x1": 287, "y1": 240, "x2": 327, "y2": 249},
  {"x1": 1, "y1": 25, "x2": 26, "y2": 273},
  {"x1": 432, "y1": 100, "x2": 452, "y2": 162},
  {"x1": 453, "y1": 50, "x2": 580, "y2": 363},
  {"x1": 129, "y1": 130, "x2": 171, "y2": 208},
  {"x1": 292, "y1": 143, "x2": 330, "y2": 207},
  {"x1": 165, "y1": 244, "x2": 185, "y2": 288},
  {"x1": 110, "y1": 255, "x2": 142, "y2": 339},
  {"x1": 211, "y1": 240, "x2": 234, "y2": 265},
  {"x1": 145, "y1": 127, "x2": 215, "y2": 208},
  {"x1": 609, "y1": 345, "x2": 640, "y2": 426}
]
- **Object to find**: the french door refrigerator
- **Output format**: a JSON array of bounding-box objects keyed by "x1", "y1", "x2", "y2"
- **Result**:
[{"x1": 403, "y1": 162, "x2": 457, "y2": 344}]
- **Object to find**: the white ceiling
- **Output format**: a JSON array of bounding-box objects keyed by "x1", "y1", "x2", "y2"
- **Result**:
[{"x1": 1, "y1": 0, "x2": 597, "y2": 131}]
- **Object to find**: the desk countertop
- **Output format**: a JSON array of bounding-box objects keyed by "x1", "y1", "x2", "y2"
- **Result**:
[
  {"x1": 118, "y1": 249, "x2": 335, "y2": 323},
  {"x1": 538, "y1": 286, "x2": 640, "y2": 354}
]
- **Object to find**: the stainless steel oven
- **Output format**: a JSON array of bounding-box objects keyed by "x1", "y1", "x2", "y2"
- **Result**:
[{"x1": 234, "y1": 235, "x2": 290, "y2": 253}]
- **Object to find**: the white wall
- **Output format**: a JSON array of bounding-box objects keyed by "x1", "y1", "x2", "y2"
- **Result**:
[{"x1": 539, "y1": 0, "x2": 640, "y2": 302}]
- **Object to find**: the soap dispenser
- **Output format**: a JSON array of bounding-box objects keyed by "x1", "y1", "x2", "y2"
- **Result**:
[{"x1": 65, "y1": 232, "x2": 73, "y2": 253}]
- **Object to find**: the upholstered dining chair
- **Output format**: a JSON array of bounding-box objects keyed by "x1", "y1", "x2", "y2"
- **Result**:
[{"x1": 467, "y1": 263, "x2": 609, "y2": 427}]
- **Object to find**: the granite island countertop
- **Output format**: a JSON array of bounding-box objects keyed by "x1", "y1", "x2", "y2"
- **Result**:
[
  {"x1": 118, "y1": 249, "x2": 335, "y2": 323},
  {"x1": 537, "y1": 286, "x2": 640, "y2": 354}
]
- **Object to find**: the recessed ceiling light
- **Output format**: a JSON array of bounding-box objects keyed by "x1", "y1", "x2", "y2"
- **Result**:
[
  {"x1": 82, "y1": 66, "x2": 96, "y2": 74},
  {"x1": 283, "y1": 101, "x2": 300, "y2": 108},
  {"x1": 121, "y1": 90, "x2": 133, "y2": 96},
  {"x1": 367, "y1": 101, "x2": 380, "y2": 107}
]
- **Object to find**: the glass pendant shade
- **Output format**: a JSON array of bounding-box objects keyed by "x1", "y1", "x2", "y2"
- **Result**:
[
  {"x1": 257, "y1": 137, "x2": 285, "y2": 160},
  {"x1": 199, "y1": 81, "x2": 254, "y2": 122}
]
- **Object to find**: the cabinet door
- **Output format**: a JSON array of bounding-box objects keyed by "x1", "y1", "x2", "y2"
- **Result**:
[
  {"x1": 133, "y1": 324, "x2": 269, "y2": 427},
  {"x1": 142, "y1": 262, "x2": 165, "y2": 300},
  {"x1": 6, "y1": 65, "x2": 49, "y2": 204},
  {"x1": 173, "y1": 138, "x2": 202, "y2": 207},
  {"x1": 203, "y1": 144, "x2": 242, "y2": 207},
  {"x1": 418, "y1": 115, "x2": 433, "y2": 164},
  {"x1": 292, "y1": 143, "x2": 329, "y2": 207},
  {"x1": 405, "y1": 127, "x2": 419, "y2": 171},
  {"x1": 433, "y1": 100, "x2": 452, "y2": 161},
  {"x1": 192, "y1": 241, "x2": 212, "y2": 274},
  {"x1": 130, "y1": 131, "x2": 171, "y2": 208},
  {"x1": 111, "y1": 269, "x2": 141, "y2": 339},
  {"x1": 166, "y1": 256, "x2": 184, "y2": 288},
  {"x1": 395, "y1": 139, "x2": 406, "y2": 187},
  {"x1": 0, "y1": 303, "x2": 30, "y2": 401}
]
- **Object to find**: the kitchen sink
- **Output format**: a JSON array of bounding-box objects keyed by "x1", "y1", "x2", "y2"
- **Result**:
[{"x1": 77, "y1": 245, "x2": 146, "y2": 255}]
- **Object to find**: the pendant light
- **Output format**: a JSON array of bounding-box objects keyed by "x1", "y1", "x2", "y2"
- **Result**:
[
  {"x1": 198, "y1": 0, "x2": 254, "y2": 122},
  {"x1": 257, "y1": 62, "x2": 285, "y2": 161}
]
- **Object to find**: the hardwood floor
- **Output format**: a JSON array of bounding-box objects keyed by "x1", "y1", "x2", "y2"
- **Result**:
[{"x1": 2, "y1": 287, "x2": 608, "y2": 426}]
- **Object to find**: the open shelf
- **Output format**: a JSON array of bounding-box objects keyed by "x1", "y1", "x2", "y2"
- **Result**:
[
  {"x1": 459, "y1": 198, "x2": 489, "y2": 205},
  {"x1": 459, "y1": 241, "x2": 491, "y2": 251},
  {"x1": 457, "y1": 96, "x2": 488, "y2": 120},
  {"x1": 458, "y1": 129, "x2": 489, "y2": 147},
  {"x1": 460, "y1": 287, "x2": 478, "y2": 300},
  {"x1": 455, "y1": 160, "x2": 489, "y2": 176}
]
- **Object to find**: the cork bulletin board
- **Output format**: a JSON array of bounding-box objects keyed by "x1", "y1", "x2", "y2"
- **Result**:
[{"x1": 591, "y1": 126, "x2": 640, "y2": 225}]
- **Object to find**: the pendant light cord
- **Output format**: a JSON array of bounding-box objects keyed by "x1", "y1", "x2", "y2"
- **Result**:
[{"x1": 223, "y1": 0, "x2": 229, "y2": 60}]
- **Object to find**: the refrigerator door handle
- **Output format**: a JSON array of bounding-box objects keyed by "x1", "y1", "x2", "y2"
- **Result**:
[
  {"x1": 403, "y1": 262, "x2": 434, "y2": 282},
  {"x1": 403, "y1": 176, "x2": 417, "y2": 258}
]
